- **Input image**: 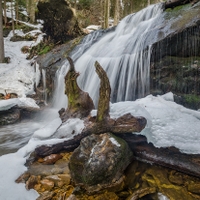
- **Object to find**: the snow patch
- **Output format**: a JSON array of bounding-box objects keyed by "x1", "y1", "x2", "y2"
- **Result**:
[
  {"x1": 109, "y1": 137, "x2": 121, "y2": 147},
  {"x1": 54, "y1": 118, "x2": 85, "y2": 139}
]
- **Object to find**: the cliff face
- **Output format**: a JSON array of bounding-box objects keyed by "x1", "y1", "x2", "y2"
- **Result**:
[{"x1": 150, "y1": 2, "x2": 200, "y2": 109}]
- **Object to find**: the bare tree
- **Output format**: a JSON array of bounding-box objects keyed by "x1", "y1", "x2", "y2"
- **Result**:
[
  {"x1": 3, "y1": 0, "x2": 7, "y2": 25},
  {"x1": 0, "y1": 0, "x2": 5, "y2": 62},
  {"x1": 26, "y1": 0, "x2": 36, "y2": 23},
  {"x1": 103, "y1": 0, "x2": 110, "y2": 28},
  {"x1": 113, "y1": 0, "x2": 120, "y2": 26},
  {"x1": 15, "y1": 0, "x2": 19, "y2": 26},
  {"x1": 10, "y1": 0, "x2": 15, "y2": 35}
]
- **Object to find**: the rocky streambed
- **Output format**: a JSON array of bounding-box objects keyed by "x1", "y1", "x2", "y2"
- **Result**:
[{"x1": 17, "y1": 140, "x2": 200, "y2": 200}]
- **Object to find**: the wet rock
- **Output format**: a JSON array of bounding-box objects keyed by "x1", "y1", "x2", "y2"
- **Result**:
[
  {"x1": 187, "y1": 183, "x2": 200, "y2": 194},
  {"x1": 45, "y1": 174, "x2": 71, "y2": 187},
  {"x1": 0, "y1": 107, "x2": 21, "y2": 125},
  {"x1": 36, "y1": 191, "x2": 54, "y2": 200},
  {"x1": 69, "y1": 133, "x2": 133, "y2": 192},
  {"x1": 28, "y1": 163, "x2": 55, "y2": 176},
  {"x1": 15, "y1": 172, "x2": 30, "y2": 183},
  {"x1": 40, "y1": 179, "x2": 54, "y2": 191},
  {"x1": 42, "y1": 154, "x2": 63, "y2": 165},
  {"x1": 126, "y1": 187, "x2": 157, "y2": 200},
  {"x1": 26, "y1": 175, "x2": 40, "y2": 190},
  {"x1": 168, "y1": 171, "x2": 184, "y2": 186}
]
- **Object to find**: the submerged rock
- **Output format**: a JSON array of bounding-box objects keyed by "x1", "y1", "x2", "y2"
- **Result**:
[{"x1": 69, "y1": 133, "x2": 133, "y2": 193}]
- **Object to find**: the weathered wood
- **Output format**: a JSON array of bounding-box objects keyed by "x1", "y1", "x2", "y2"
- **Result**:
[
  {"x1": 60, "y1": 57, "x2": 95, "y2": 121},
  {"x1": 34, "y1": 59, "x2": 146, "y2": 163},
  {"x1": 35, "y1": 114, "x2": 146, "y2": 157},
  {"x1": 34, "y1": 132, "x2": 200, "y2": 178},
  {"x1": 95, "y1": 61, "x2": 111, "y2": 122},
  {"x1": 119, "y1": 133, "x2": 200, "y2": 178}
]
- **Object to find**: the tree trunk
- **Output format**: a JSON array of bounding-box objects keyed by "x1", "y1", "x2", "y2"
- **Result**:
[
  {"x1": 15, "y1": 0, "x2": 19, "y2": 26},
  {"x1": 100, "y1": 0, "x2": 104, "y2": 28},
  {"x1": 3, "y1": 0, "x2": 7, "y2": 25},
  {"x1": 104, "y1": 0, "x2": 110, "y2": 28},
  {"x1": 113, "y1": 0, "x2": 119, "y2": 26},
  {"x1": 29, "y1": 0, "x2": 35, "y2": 23},
  {"x1": 11, "y1": 0, "x2": 15, "y2": 35},
  {"x1": 0, "y1": 0, "x2": 5, "y2": 63}
]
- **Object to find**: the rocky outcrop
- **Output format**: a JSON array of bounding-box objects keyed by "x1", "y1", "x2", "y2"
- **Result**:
[
  {"x1": 17, "y1": 150, "x2": 200, "y2": 200},
  {"x1": 150, "y1": 1, "x2": 200, "y2": 109},
  {"x1": 69, "y1": 133, "x2": 133, "y2": 193},
  {"x1": 37, "y1": 0, "x2": 83, "y2": 43}
]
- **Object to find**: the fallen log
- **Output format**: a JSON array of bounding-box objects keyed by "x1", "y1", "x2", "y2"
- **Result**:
[
  {"x1": 119, "y1": 133, "x2": 200, "y2": 178},
  {"x1": 164, "y1": 0, "x2": 199, "y2": 9}
]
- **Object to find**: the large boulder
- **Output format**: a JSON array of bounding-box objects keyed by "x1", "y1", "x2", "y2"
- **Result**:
[
  {"x1": 37, "y1": 0, "x2": 83, "y2": 43},
  {"x1": 69, "y1": 132, "x2": 133, "y2": 193}
]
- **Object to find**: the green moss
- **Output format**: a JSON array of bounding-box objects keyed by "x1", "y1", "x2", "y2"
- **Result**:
[
  {"x1": 38, "y1": 46, "x2": 51, "y2": 55},
  {"x1": 184, "y1": 94, "x2": 200, "y2": 105}
]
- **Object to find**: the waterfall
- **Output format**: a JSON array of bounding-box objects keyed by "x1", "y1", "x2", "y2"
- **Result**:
[{"x1": 54, "y1": 3, "x2": 164, "y2": 108}]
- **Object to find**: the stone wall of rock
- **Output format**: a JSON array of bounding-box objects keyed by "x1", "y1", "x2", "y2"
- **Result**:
[{"x1": 150, "y1": 2, "x2": 200, "y2": 109}]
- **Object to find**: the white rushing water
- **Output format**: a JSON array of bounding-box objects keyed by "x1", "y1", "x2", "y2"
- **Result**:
[{"x1": 57, "y1": 4, "x2": 164, "y2": 106}]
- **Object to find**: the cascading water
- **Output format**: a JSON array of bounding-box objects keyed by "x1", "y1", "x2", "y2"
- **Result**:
[
  {"x1": 55, "y1": 4, "x2": 164, "y2": 107},
  {"x1": 0, "y1": 4, "x2": 165, "y2": 155}
]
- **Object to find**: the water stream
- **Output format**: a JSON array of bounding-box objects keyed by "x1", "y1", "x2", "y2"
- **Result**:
[{"x1": 0, "y1": 4, "x2": 165, "y2": 155}]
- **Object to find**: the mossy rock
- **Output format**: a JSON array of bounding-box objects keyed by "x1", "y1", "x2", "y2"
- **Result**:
[{"x1": 69, "y1": 133, "x2": 133, "y2": 192}]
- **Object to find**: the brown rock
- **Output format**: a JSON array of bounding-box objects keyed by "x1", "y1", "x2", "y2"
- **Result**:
[
  {"x1": 26, "y1": 175, "x2": 40, "y2": 190},
  {"x1": 58, "y1": 174, "x2": 71, "y2": 187},
  {"x1": 40, "y1": 179, "x2": 54, "y2": 191},
  {"x1": 43, "y1": 154, "x2": 63, "y2": 165},
  {"x1": 187, "y1": 183, "x2": 200, "y2": 194},
  {"x1": 15, "y1": 172, "x2": 30, "y2": 183},
  {"x1": 36, "y1": 191, "x2": 54, "y2": 200},
  {"x1": 168, "y1": 171, "x2": 184, "y2": 186}
]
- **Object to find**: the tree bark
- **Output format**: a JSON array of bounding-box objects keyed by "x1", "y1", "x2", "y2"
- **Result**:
[
  {"x1": 113, "y1": 0, "x2": 119, "y2": 26},
  {"x1": 104, "y1": 0, "x2": 110, "y2": 28},
  {"x1": 95, "y1": 61, "x2": 111, "y2": 122},
  {"x1": 10, "y1": 0, "x2": 15, "y2": 35},
  {"x1": 15, "y1": 0, "x2": 19, "y2": 26},
  {"x1": 29, "y1": 0, "x2": 35, "y2": 23},
  {"x1": 60, "y1": 57, "x2": 95, "y2": 121},
  {"x1": 0, "y1": 0, "x2": 5, "y2": 62},
  {"x1": 3, "y1": 0, "x2": 7, "y2": 25}
]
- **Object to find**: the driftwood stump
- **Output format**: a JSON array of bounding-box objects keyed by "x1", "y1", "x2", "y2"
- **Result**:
[{"x1": 34, "y1": 58, "x2": 147, "y2": 157}]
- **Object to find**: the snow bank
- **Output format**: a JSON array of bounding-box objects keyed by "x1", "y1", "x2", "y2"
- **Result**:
[
  {"x1": 0, "y1": 28, "x2": 42, "y2": 98},
  {"x1": 0, "y1": 97, "x2": 39, "y2": 111},
  {"x1": 92, "y1": 92, "x2": 200, "y2": 154}
]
